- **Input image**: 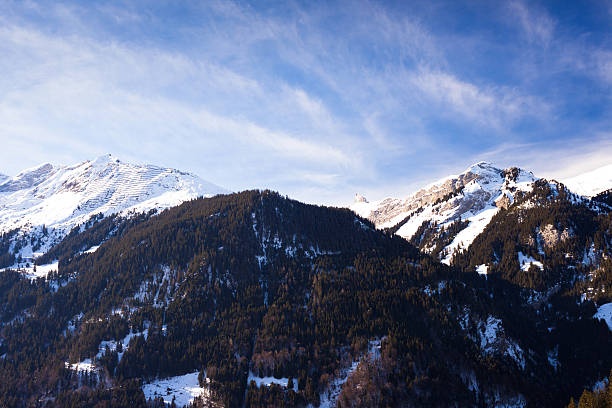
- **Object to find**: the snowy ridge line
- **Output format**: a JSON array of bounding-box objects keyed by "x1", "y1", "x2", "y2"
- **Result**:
[
  {"x1": 351, "y1": 162, "x2": 539, "y2": 264},
  {"x1": 561, "y1": 163, "x2": 612, "y2": 197},
  {"x1": 0, "y1": 154, "x2": 228, "y2": 263}
]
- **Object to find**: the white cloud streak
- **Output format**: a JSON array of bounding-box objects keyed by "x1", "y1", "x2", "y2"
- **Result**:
[
  {"x1": 409, "y1": 68, "x2": 550, "y2": 128},
  {"x1": 509, "y1": 1, "x2": 555, "y2": 46}
]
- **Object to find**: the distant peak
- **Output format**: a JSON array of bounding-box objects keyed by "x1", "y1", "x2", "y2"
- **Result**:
[
  {"x1": 91, "y1": 153, "x2": 121, "y2": 167},
  {"x1": 15, "y1": 162, "x2": 54, "y2": 177},
  {"x1": 473, "y1": 160, "x2": 493, "y2": 166},
  {"x1": 0, "y1": 162, "x2": 56, "y2": 193},
  {"x1": 354, "y1": 193, "x2": 368, "y2": 203},
  {"x1": 466, "y1": 161, "x2": 498, "y2": 171}
]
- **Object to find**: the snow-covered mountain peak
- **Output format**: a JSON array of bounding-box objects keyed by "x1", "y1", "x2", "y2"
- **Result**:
[
  {"x1": 350, "y1": 162, "x2": 539, "y2": 264},
  {"x1": 352, "y1": 162, "x2": 535, "y2": 227},
  {"x1": 91, "y1": 153, "x2": 118, "y2": 166},
  {"x1": 0, "y1": 162, "x2": 56, "y2": 193},
  {"x1": 354, "y1": 193, "x2": 368, "y2": 203},
  {"x1": 0, "y1": 156, "x2": 228, "y2": 259},
  {"x1": 465, "y1": 160, "x2": 497, "y2": 174},
  {"x1": 561, "y1": 163, "x2": 612, "y2": 197}
]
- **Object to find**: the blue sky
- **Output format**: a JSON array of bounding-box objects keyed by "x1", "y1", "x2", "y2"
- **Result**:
[{"x1": 1, "y1": 0, "x2": 611, "y2": 205}]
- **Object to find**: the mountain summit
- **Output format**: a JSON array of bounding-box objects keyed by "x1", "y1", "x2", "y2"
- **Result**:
[
  {"x1": 351, "y1": 162, "x2": 538, "y2": 263},
  {"x1": 0, "y1": 154, "x2": 227, "y2": 259},
  {"x1": 561, "y1": 163, "x2": 612, "y2": 197}
]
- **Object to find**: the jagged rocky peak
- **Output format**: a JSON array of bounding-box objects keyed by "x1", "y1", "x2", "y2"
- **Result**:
[
  {"x1": 352, "y1": 162, "x2": 536, "y2": 229},
  {"x1": 0, "y1": 162, "x2": 56, "y2": 193},
  {"x1": 349, "y1": 161, "x2": 540, "y2": 264}
]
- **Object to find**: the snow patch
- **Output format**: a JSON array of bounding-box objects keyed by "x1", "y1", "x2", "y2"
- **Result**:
[
  {"x1": 547, "y1": 347, "x2": 560, "y2": 370},
  {"x1": 315, "y1": 360, "x2": 360, "y2": 408},
  {"x1": 593, "y1": 377, "x2": 609, "y2": 392},
  {"x1": 66, "y1": 358, "x2": 97, "y2": 373},
  {"x1": 1, "y1": 260, "x2": 59, "y2": 280},
  {"x1": 593, "y1": 303, "x2": 612, "y2": 332},
  {"x1": 247, "y1": 373, "x2": 298, "y2": 392},
  {"x1": 518, "y1": 252, "x2": 543, "y2": 271},
  {"x1": 478, "y1": 316, "x2": 525, "y2": 370},
  {"x1": 97, "y1": 329, "x2": 149, "y2": 362},
  {"x1": 314, "y1": 339, "x2": 383, "y2": 408},
  {"x1": 83, "y1": 245, "x2": 100, "y2": 254},
  {"x1": 475, "y1": 264, "x2": 489, "y2": 276},
  {"x1": 142, "y1": 371, "x2": 209, "y2": 407},
  {"x1": 441, "y1": 207, "x2": 498, "y2": 265}
]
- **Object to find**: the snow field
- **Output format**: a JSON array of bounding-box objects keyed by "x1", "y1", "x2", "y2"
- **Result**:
[{"x1": 142, "y1": 371, "x2": 209, "y2": 407}]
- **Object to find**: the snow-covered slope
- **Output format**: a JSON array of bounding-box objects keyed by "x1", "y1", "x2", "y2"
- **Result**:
[
  {"x1": 0, "y1": 154, "x2": 227, "y2": 258},
  {"x1": 561, "y1": 164, "x2": 612, "y2": 197},
  {"x1": 351, "y1": 162, "x2": 538, "y2": 264},
  {"x1": 594, "y1": 303, "x2": 612, "y2": 332}
]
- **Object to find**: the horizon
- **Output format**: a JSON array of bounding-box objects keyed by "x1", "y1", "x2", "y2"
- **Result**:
[
  {"x1": 0, "y1": 153, "x2": 605, "y2": 206},
  {"x1": 1, "y1": 1, "x2": 611, "y2": 205}
]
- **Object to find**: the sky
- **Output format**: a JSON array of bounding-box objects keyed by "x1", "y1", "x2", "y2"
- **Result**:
[{"x1": 1, "y1": 0, "x2": 611, "y2": 205}]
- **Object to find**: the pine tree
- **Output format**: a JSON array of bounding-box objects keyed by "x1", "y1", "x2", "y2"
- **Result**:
[{"x1": 578, "y1": 390, "x2": 595, "y2": 408}]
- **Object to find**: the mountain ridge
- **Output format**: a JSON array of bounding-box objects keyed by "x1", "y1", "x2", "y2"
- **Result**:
[
  {"x1": 351, "y1": 162, "x2": 542, "y2": 264},
  {"x1": 0, "y1": 158, "x2": 610, "y2": 407},
  {"x1": 0, "y1": 189, "x2": 608, "y2": 407},
  {"x1": 561, "y1": 163, "x2": 612, "y2": 197},
  {"x1": 0, "y1": 154, "x2": 227, "y2": 262}
]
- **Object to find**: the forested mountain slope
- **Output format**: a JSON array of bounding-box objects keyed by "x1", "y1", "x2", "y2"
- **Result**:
[{"x1": 0, "y1": 190, "x2": 609, "y2": 407}]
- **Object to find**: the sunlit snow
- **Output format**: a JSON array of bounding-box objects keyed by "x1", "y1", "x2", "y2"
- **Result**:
[
  {"x1": 354, "y1": 162, "x2": 540, "y2": 266},
  {"x1": 0, "y1": 260, "x2": 58, "y2": 280},
  {"x1": 247, "y1": 373, "x2": 298, "y2": 392},
  {"x1": 562, "y1": 164, "x2": 612, "y2": 197},
  {"x1": 96, "y1": 329, "x2": 149, "y2": 362},
  {"x1": 66, "y1": 358, "x2": 97, "y2": 373},
  {"x1": 475, "y1": 264, "x2": 488, "y2": 275},
  {"x1": 142, "y1": 371, "x2": 209, "y2": 407},
  {"x1": 0, "y1": 154, "x2": 227, "y2": 261},
  {"x1": 518, "y1": 252, "x2": 543, "y2": 271}
]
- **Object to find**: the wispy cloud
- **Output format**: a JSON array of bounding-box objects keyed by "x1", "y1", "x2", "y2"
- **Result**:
[
  {"x1": 0, "y1": 0, "x2": 610, "y2": 205},
  {"x1": 508, "y1": 1, "x2": 555, "y2": 46},
  {"x1": 595, "y1": 50, "x2": 612, "y2": 84},
  {"x1": 409, "y1": 68, "x2": 549, "y2": 128},
  {"x1": 0, "y1": 19, "x2": 360, "y2": 186}
]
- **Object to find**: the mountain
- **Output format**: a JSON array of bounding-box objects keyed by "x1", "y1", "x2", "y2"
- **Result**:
[
  {"x1": 0, "y1": 159, "x2": 610, "y2": 407},
  {"x1": 352, "y1": 162, "x2": 539, "y2": 264},
  {"x1": 561, "y1": 164, "x2": 612, "y2": 197},
  {"x1": 351, "y1": 161, "x2": 611, "y2": 301},
  {"x1": 0, "y1": 190, "x2": 609, "y2": 407},
  {"x1": 0, "y1": 154, "x2": 227, "y2": 264}
]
